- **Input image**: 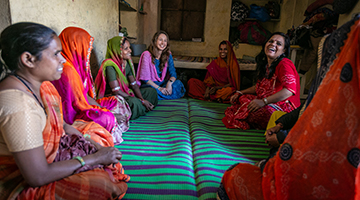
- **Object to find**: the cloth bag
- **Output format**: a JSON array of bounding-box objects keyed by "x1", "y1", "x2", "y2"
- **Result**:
[
  {"x1": 237, "y1": 21, "x2": 272, "y2": 45},
  {"x1": 248, "y1": 4, "x2": 271, "y2": 22},
  {"x1": 231, "y1": 1, "x2": 250, "y2": 22}
]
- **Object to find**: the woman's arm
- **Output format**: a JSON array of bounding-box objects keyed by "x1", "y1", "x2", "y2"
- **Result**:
[
  {"x1": 12, "y1": 145, "x2": 122, "y2": 187},
  {"x1": 128, "y1": 75, "x2": 154, "y2": 111},
  {"x1": 108, "y1": 80, "x2": 130, "y2": 97},
  {"x1": 146, "y1": 79, "x2": 160, "y2": 89},
  {"x1": 247, "y1": 88, "x2": 293, "y2": 112},
  {"x1": 265, "y1": 88, "x2": 293, "y2": 104},
  {"x1": 209, "y1": 83, "x2": 232, "y2": 95},
  {"x1": 230, "y1": 85, "x2": 256, "y2": 104},
  {"x1": 146, "y1": 79, "x2": 169, "y2": 95},
  {"x1": 240, "y1": 85, "x2": 256, "y2": 94},
  {"x1": 87, "y1": 94, "x2": 101, "y2": 107}
]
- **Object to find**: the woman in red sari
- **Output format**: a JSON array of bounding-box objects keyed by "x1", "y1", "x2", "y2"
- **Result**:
[
  {"x1": 0, "y1": 22, "x2": 128, "y2": 199},
  {"x1": 222, "y1": 32, "x2": 300, "y2": 130},
  {"x1": 217, "y1": 15, "x2": 360, "y2": 200},
  {"x1": 187, "y1": 41, "x2": 241, "y2": 103}
]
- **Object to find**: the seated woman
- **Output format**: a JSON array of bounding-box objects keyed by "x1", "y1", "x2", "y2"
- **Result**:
[
  {"x1": 222, "y1": 32, "x2": 300, "y2": 130},
  {"x1": 217, "y1": 15, "x2": 360, "y2": 200},
  {"x1": 187, "y1": 41, "x2": 241, "y2": 103},
  {"x1": 95, "y1": 36, "x2": 158, "y2": 120},
  {"x1": 136, "y1": 31, "x2": 186, "y2": 100},
  {"x1": 260, "y1": 32, "x2": 332, "y2": 170},
  {"x1": 52, "y1": 27, "x2": 131, "y2": 144},
  {"x1": 0, "y1": 22, "x2": 128, "y2": 199}
]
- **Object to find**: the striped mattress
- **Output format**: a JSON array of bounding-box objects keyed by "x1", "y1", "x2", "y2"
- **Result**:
[{"x1": 116, "y1": 98, "x2": 269, "y2": 200}]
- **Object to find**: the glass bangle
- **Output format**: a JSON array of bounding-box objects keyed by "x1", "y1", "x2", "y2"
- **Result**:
[{"x1": 73, "y1": 156, "x2": 85, "y2": 167}]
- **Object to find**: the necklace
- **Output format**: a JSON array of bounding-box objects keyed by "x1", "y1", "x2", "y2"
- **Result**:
[{"x1": 12, "y1": 74, "x2": 47, "y2": 116}]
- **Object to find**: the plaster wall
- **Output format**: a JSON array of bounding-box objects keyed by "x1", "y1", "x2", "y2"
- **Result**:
[
  {"x1": 122, "y1": 0, "x2": 233, "y2": 57},
  {"x1": 0, "y1": 0, "x2": 11, "y2": 33},
  {"x1": 120, "y1": 0, "x2": 140, "y2": 43},
  {"x1": 9, "y1": 0, "x2": 119, "y2": 64},
  {"x1": 337, "y1": 1, "x2": 360, "y2": 27}
]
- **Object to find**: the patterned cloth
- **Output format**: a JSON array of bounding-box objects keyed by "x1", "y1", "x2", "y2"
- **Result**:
[
  {"x1": 187, "y1": 41, "x2": 241, "y2": 103},
  {"x1": 222, "y1": 58, "x2": 300, "y2": 130},
  {"x1": 217, "y1": 15, "x2": 360, "y2": 200},
  {"x1": 52, "y1": 27, "x2": 131, "y2": 144},
  {"x1": 0, "y1": 81, "x2": 129, "y2": 199}
]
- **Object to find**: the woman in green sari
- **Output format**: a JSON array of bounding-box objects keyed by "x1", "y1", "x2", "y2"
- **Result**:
[{"x1": 95, "y1": 36, "x2": 158, "y2": 120}]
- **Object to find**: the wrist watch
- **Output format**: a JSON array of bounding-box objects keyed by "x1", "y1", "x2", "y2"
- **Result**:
[{"x1": 263, "y1": 98, "x2": 268, "y2": 105}]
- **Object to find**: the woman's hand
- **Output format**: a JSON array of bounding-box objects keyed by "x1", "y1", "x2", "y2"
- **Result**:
[
  {"x1": 247, "y1": 99, "x2": 265, "y2": 112},
  {"x1": 92, "y1": 146, "x2": 123, "y2": 166},
  {"x1": 142, "y1": 99, "x2": 154, "y2": 111},
  {"x1": 265, "y1": 133, "x2": 280, "y2": 147},
  {"x1": 230, "y1": 93, "x2": 240, "y2": 104},
  {"x1": 209, "y1": 87, "x2": 218, "y2": 95},
  {"x1": 166, "y1": 84, "x2": 173, "y2": 95},
  {"x1": 266, "y1": 124, "x2": 282, "y2": 136},
  {"x1": 204, "y1": 87, "x2": 210, "y2": 99},
  {"x1": 114, "y1": 114, "x2": 127, "y2": 123},
  {"x1": 159, "y1": 87, "x2": 170, "y2": 95}
]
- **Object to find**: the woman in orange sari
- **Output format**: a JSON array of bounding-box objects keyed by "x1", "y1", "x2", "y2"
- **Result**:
[
  {"x1": 187, "y1": 41, "x2": 241, "y2": 103},
  {"x1": 0, "y1": 22, "x2": 128, "y2": 199},
  {"x1": 217, "y1": 15, "x2": 360, "y2": 200},
  {"x1": 52, "y1": 27, "x2": 131, "y2": 144}
]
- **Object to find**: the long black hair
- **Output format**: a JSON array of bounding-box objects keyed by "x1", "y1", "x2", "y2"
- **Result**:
[
  {"x1": 255, "y1": 32, "x2": 290, "y2": 81},
  {"x1": 0, "y1": 22, "x2": 56, "y2": 78}
]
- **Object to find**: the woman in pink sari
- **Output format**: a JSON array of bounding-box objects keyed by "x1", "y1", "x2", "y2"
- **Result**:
[
  {"x1": 52, "y1": 27, "x2": 131, "y2": 144},
  {"x1": 223, "y1": 32, "x2": 300, "y2": 130}
]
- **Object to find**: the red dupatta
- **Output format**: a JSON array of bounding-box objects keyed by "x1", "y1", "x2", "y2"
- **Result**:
[{"x1": 204, "y1": 41, "x2": 241, "y2": 90}]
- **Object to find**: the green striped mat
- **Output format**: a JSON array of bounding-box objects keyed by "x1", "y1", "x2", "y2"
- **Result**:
[{"x1": 116, "y1": 98, "x2": 269, "y2": 200}]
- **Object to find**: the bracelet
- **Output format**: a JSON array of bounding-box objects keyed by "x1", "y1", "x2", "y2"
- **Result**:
[
  {"x1": 157, "y1": 86, "x2": 160, "y2": 89},
  {"x1": 236, "y1": 90, "x2": 243, "y2": 95},
  {"x1": 73, "y1": 156, "x2": 85, "y2": 167},
  {"x1": 84, "y1": 134, "x2": 91, "y2": 139},
  {"x1": 140, "y1": 98, "x2": 145, "y2": 105},
  {"x1": 130, "y1": 81, "x2": 137, "y2": 86},
  {"x1": 169, "y1": 79, "x2": 174, "y2": 83},
  {"x1": 112, "y1": 86, "x2": 121, "y2": 92},
  {"x1": 263, "y1": 98, "x2": 268, "y2": 105}
]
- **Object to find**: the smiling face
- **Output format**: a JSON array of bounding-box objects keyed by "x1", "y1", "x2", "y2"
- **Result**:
[
  {"x1": 121, "y1": 40, "x2": 132, "y2": 60},
  {"x1": 156, "y1": 33, "x2": 168, "y2": 51},
  {"x1": 219, "y1": 44, "x2": 228, "y2": 60},
  {"x1": 264, "y1": 34, "x2": 286, "y2": 63},
  {"x1": 34, "y1": 36, "x2": 65, "y2": 81}
]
